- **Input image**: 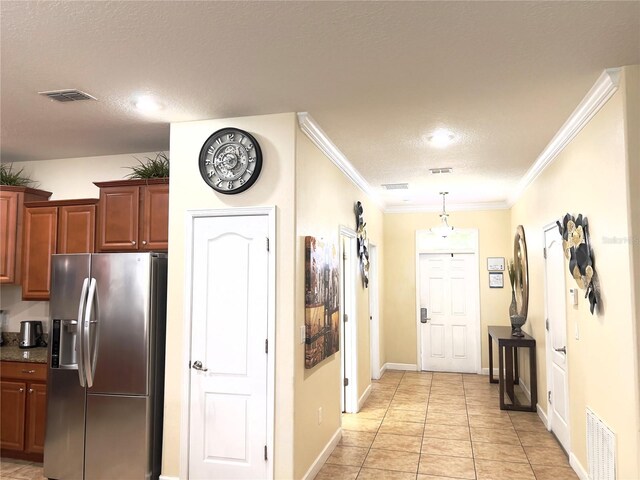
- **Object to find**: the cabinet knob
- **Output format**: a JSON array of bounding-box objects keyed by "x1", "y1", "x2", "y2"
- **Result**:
[
  {"x1": 29, "y1": 388, "x2": 34, "y2": 393},
  {"x1": 19, "y1": 388, "x2": 24, "y2": 392},
  {"x1": 21, "y1": 369, "x2": 36, "y2": 374},
  {"x1": 142, "y1": 240, "x2": 147, "y2": 245},
  {"x1": 131, "y1": 241, "x2": 136, "y2": 245}
]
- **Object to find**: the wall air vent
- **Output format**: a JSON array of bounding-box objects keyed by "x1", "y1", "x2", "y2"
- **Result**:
[
  {"x1": 429, "y1": 167, "x2": 453, "y2": 174},
  {"x1": 587, "y1": 407, "x2": 616, "y2": 480},
  {"x1": 381, "y1": 183, "x2": 409, "y2": 190},
  {"x1": 38, "y1": 89, "x2": 96, "y2": 102}
]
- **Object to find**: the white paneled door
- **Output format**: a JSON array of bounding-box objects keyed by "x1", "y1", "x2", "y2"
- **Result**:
[
  {"x1": 544, "y1": 226, "x2": 570, "y2": 451},
  {"x1": 420, "y1": 253, "x2": 477, "y2": 373},
  {"x1": 189, "y1": 214, "x2": 270, "y2": 480}
]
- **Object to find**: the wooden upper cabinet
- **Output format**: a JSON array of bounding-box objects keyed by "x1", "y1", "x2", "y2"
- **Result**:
[
  {"x1": 141, "y1": 183, "x2": 169, "y2": 251},
  {"x1": 95, "y1": 179, "x2": 168, "y2": 252},
  {"x1": 96, "y1": 183, "x2": 140, "y2": 251},
  {"x1": 0, "y1": 187, "x2": 52, "y2": 284},
  {"x1": 21, "y1": 206, "x2": 57, "y2": 300},
  {"x1": 21, "y1": 199, "x2": 98, "y2": 301},
  {"x1": 58, "y1": 204, "x2": 96, "y2": 253}
]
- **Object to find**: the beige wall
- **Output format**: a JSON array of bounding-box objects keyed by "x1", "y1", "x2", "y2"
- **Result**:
[
  {"x1": 383, "y1": 210, "x2": 512, "y2": 368},
  {"x1": 294, "y1": 130, "x2": 384, "y2": 478},
  {"x1": 510, "y1": 67, "x2": 639, "y2": 478},
  {"x1": 164, "y1": 113, "x2": 297, "y2": 478},
  {"x1": 622, "y1": 66, "x2": 640, "y2": 478},
  {"x1": 0, "y1": 152, "x2": 156, "y2": 332}
]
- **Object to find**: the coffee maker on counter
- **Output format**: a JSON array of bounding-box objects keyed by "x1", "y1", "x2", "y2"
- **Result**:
[{"x1": 19, "y1": 320, "x2": 47, "y2": 349}]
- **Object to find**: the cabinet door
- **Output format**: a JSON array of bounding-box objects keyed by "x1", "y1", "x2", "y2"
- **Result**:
[
  {"x1": 22, "y1": 206, "x2": 57, "y2": 300},
  {"x1": 26, "y1": 383, "x2": 47, "y2": 454},
  {"x1": 97, "y1": 186, "x2": 139, "y2": 251},
  {"x1": 58, "y1": 204, "x2": 96, "y2": 254},
  {"x1": 140, "y1": 184, "x2": 169, "y2": 251},
  {"x1": 0, "y1": 380, "x2": 26, "y2": 451},
  {"x1": 0, "y1": 191, "x2": 19, "y2": 283}
]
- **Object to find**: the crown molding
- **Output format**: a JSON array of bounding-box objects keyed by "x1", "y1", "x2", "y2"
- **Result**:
[
  {"x1": 507, "y1": 67, "x2": 621, "y2": 206},
  {"x1": 297, "y1": 112, "x2": 385, "y2": 209},
  {"x1": 384, "y1": 201, "x2": 510, "y2": 214}
]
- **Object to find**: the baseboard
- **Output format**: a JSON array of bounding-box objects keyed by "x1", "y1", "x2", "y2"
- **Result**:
[
  {"x1": 302, "y1": 428, "x2": 342, "y2": 480},
  {"x1": 537, "y1": 404, "x2": 549, "y2": 429},
  {"x1": 379, "y1": 363, "x2": 387, "y2": 377},
  {"x1": 480, "y1": 368, "x2": 500, "y2": 376},
  {"x1": 570, "y1": 452, "x2": 589, "y2": 480},
  {"x1": 358, "y1": 384, "x2": 372, "y2": 410},
  {"x1": 383, "y1": 362, "x2": 418, "y2": 371},
  {"x1": 159, "y1": 475, "x2": 179, "y2": 480}
]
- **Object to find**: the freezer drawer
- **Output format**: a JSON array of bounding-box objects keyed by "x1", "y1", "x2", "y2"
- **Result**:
[
  {"x1": 43, "y1": 369, "x2": 86, "y2": 480},
  {"x1": 84, "y1": 394, "x2": 150, "y2": 480}
]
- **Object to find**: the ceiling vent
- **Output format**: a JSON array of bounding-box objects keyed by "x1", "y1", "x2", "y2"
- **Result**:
[
  {"x1": 38, "y1": 89, "x2": 96, "y2": 102},
  {"x1": 429, "y1": 167, "x2": 453, "y2": 174},
  {"x1": 381, "y1": 183, "x2": 409, "y2": 190}
]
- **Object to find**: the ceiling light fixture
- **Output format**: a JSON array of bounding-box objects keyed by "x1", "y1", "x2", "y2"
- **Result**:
[
  {"x1": 431, "y1": 192, "x2": 454, "y2": 238},
  {"x1": 428, "y1": 129, "x2": 455, "y2": 148},
  {"x1": 134, "y1": 95, "x2": 161, "y2": 113}
]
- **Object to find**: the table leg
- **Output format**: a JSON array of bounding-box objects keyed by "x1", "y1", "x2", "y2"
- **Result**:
[
  {"x1": 498, "y1": 343, "x2": 505, "y2": 409},
  {"x1": 514, "y1": 346, "x2": 519, "y2": 385},
  {"x1": 489, "y1": 333, "x2": 497, "y2": 383},
  {"x1": 530, "y1": 345, "x2": 537, "y2": 412},
  {"x1": 505, "y1": 346, "x2": 515, "y2": 404}
]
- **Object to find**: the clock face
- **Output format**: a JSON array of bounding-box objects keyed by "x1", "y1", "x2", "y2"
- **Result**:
[{"x1": 199, "y1": 128, "x2": 263, "y2": 194}]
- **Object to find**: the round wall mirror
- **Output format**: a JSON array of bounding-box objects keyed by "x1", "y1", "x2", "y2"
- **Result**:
[{"x1": 514, "y1": 225, "x2": 529, "y2": 320}]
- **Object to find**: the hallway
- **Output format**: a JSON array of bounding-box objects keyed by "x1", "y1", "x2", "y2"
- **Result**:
[{"x1": 315, "y1": 370, "x2": 577, "y2": 480}]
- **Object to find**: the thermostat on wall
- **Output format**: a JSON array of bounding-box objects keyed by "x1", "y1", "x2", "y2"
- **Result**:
[{"x1": 569, "y1": 288, "x2": 578, "y2": 306}]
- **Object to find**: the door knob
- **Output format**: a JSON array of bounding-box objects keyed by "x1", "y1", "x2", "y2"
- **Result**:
[
  {"x1": 192, "y1": 360, "x2": 208, "y2": 372},
  {"x1": 554, "y1": 346, "x2": 567, "y2": 354}
]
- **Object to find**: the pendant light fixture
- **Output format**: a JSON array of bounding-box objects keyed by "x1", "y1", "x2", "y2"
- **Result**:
[{"x1": 431, "y1": 192, "x2": 454, "y2": 238}]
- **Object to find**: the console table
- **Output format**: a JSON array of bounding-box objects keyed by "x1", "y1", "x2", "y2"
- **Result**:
[{"x1": 488, "y1": 325, "x2": 537, "y2": 412}]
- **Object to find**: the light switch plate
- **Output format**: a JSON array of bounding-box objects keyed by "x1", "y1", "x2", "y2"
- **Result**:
[
  {"x1": 300, "y1": 325, "x2": 306, "y2": 344},
  {"x1": 569, "y1": 288, "x2": 578, "y2": 306}
]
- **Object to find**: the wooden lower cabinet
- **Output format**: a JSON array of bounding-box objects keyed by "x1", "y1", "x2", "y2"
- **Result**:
[{"x1": 0, "y1": 362, "x2": 47, "y2": 461}]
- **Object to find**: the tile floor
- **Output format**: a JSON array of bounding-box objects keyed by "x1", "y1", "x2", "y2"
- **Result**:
[
  {"x1": 0, "y1": 458, "x2": 44, "y2": 480},
  {"x1": 0, "y1": 371, "x2": 577, "y2": 480},
  {"x1": 316, "y1": 370, "x2": 578, "y2": 480}
]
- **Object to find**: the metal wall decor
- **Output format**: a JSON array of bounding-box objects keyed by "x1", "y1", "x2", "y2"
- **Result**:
[
  {"x1": 557, "y1": 213, "x2": 600, "y2": 314},
  {"x1": 513, "y1": 225, "x2": 529, "y2": 321},
  {"x1": 355, "y1": 201, "x2": 369, "y2": 287}
]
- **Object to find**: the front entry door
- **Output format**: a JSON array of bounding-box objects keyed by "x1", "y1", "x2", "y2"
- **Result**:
[
  {"x1": 420, "y1": 253, "x2": 477, "y2": 373},
  {"x1": 544, "y1": 226, "x2": 570, "y2": 450},
  {"x1": 189, "y1": 214, "x2": 270, "y2": 480}
]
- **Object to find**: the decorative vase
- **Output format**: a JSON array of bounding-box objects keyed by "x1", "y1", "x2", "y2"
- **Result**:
[
  {"x1": 510, "y1": 315, "x2": 526, "y2": 337},
  {"x1": 509, "y1": 290, "x2": 517, "y2": 317}
]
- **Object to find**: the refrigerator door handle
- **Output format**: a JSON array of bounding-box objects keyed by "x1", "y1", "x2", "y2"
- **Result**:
[
  {"x1": 83, "y1": 278, "x2": 98, "y2": 388},
  {"x1": 76, "y1": 278, "x2": 90, "y2": 387}
]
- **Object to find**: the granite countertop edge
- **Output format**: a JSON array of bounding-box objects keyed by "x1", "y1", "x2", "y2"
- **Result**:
[{"x1": 1, "y1": 345, "x2": 48, "y2": 364}]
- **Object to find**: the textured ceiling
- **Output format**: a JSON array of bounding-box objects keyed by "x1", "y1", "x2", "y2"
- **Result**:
[{"x1": 1, "y1": 1, "x2": 638, "y2": 208}]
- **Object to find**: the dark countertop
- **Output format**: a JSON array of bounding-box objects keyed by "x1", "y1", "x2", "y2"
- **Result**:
[{"x1": 0, "y1": 345, "x2": 48, "y2": 364}]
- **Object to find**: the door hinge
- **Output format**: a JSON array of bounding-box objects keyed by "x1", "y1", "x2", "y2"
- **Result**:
[
  {"x1": 548, "y1": 391, "x2": 552, "y2": 404},
  {"x1": 265, "y1": 339, "x2": 268, "y2": 354},
  {"x1": 370, "y1": 315, "x2": 372, "y2": 321},
  {"x1": 543, "y1": 247, "x2": 547, "y2": 259},
  {"x1": 266, "y1": 237, "x2": 270, "y2": 252},
  {"x1": 344, "y1": 313, "x2": 348, "y2": 323},
  {"x1": 545, "y1": 319, "x2": 549, "y2": 331},
  {"x1": 344, "y1": 378, "x2": 349, "y2": 387},
  {"x1": 343, "y1": 252, "x2": 348, "y2": 261},
  {"x1": 264, "y1": 445, "x2": 268, "y2": 461}
]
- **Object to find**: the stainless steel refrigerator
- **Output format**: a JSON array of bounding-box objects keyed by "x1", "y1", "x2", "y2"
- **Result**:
[{"x1": 44, "y1": 253, "x2": 167, "y2": 480}]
